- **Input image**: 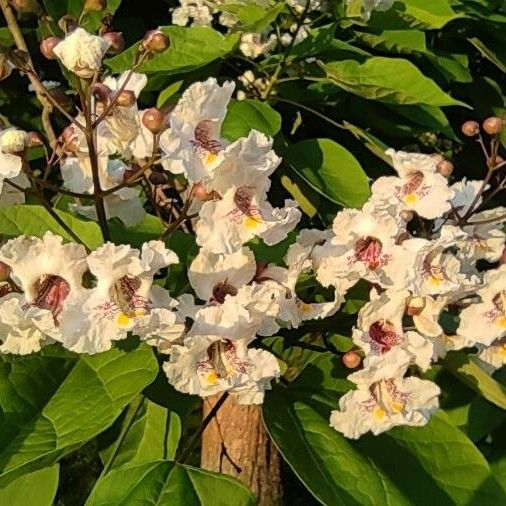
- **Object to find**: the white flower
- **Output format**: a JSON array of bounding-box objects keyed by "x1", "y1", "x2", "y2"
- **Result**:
[
  {"x1": 0, "y1": 128, "x2": 26, "y2": 195},
  {"x1": 0, "y1": 173, "x2": 29, "y2": 207},
  {"x1": 163, "y1": 337, "x2": 280, "y2": 404},
  {"x1": 53, "y1": 28, "x2": 110, "y2": 78},
  {"x1": 160, "y1": 78, "x2": 235, "y2": 181},
  {"x1": 330, "y1": 349, "x2": 440, "y2": 438},
  {"x1": 370, "y1": 149, "x2": 454, "y2": 219},
  {"x1": 317, "y1": 207, "x2": 411, "y2": 289},
  {"x1": 59, "y1": 241, "x2": 183, "y2": 353},
  {"x1": 476, "y1": 337, "x2": 506, "y2": 374},
  {"x1": 172, "y1": 0, "x2": 213, "y2": 26},
  {"x1": 458, "y1": 265, "x2": 506, "y2": 347},
  {"x1": 61, "y1": 156, "x2": 145, "y2": 226},
  {"x1": 0, "y1": 232, "x2": 87, "y2": 321},
  {"x1": 353, "y1": 289, "x2": 434, "y2": 370},
  {"x1": 403, "y1": 226, "x2": 481, "y2": 298},
  {"x1": 188, "y1": 247, "x2": 256, "y2": 301},
  {"x1": 239, "y1": 33, "x2": 277, "y2": 59}
]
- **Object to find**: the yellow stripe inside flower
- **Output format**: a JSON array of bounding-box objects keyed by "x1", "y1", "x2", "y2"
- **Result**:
[
  {"x1": 206, "y1": 371, "x2": 219, "y2": 384},
  {"x1": 428, "y1": 272, "x2": 444, "y2": 287},
  {"x1": 403, "y1": 193, "x2": 419, "y2": 205},
  {"x1": 244, "y1": 216, "x2": 263, "y2": 230},
  {"x1": 496, "y1": 316, "x2": 506, "y2": 329},
  {"x1": 373, "y1": 406, "x2": 387, "y2": 421},
  {"x1": 116, "y1": 312, "x2": 133, "y2": 327},
  {"x1": 299, "y1": 302, "x2": 312, "y2": 314},
  {"x1": 498, "y1": 344, "x2": 506, "y2": 357},
  {"x1": 204, "y1": 152, "x2": 218, "y2": 165}
]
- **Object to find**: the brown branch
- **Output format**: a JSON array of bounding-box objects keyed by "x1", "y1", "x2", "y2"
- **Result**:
[{"x1": 0, "y1": 0, "x2": 57, "y2": 146}]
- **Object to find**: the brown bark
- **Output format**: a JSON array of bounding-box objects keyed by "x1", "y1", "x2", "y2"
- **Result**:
[{"x1": 201, "y1": 394, "x2": 282, "y2": 506}]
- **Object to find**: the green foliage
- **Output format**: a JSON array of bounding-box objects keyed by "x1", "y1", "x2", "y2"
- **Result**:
[{"x1": 85, "y1": 461, "x2": 256, "y2": 506}]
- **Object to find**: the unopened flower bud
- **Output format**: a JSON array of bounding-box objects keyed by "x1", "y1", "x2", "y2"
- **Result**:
[
  {"x1": 83, "y1": 0, "x2": 106, "y2": 12},
  {"x1": 407, "y1": 296, "x2": 425, "y2": 316},
  {"x1": 461, "y1": 120, "x2": 480, "y2": 137},
  {"x1": 192, "y1": 182, "x2": 213, "y2": 202},
  {"x1": 142, "y1": 108, "x2": 166, "y2": 134},
  {"x1": 92, "y1": 83, "x2": 112, "y2": 102},
  {"x1": 123, "y1": 163, "x2": 142, "y2": 182},
  {"x1": 27, "y1": 131, "x2": 43, "y2": 147},
  {"x1": 61, "y1": 125, "x2": 79, "y2": 153},
  {"x1": 40, "y1": 37, "x2": 61, "y2": 60},
  {"x1": 102, "y1": 31, "x2": 124, "y2": 54},
  {"x1": 10, "y1": 0, "x2": 42, "y2": 15},
  {"x1": 58, "y1": 15, "x2": 78, "y2": 34},
  {"x1": 0, "y1": 129, "x2": 27, "y2": 153},
  {"x1": 483, "y1": 116, "x2": 504, "y2": 135},
  {"x1": 149, "y1": 170, "x2": 168, "y2": 185},
  {"x1": 141, "y1": 30, "x2": 169, "y2": 53},
  {"x1": 0, "y1": 262, "x2": 11, "y2": 282},
  {"x1": 343, "y1": 351, "x2": 361, "y2": 369},
  {"x1": 0, "y1": 60, "x2": 12, "y2": 81},
  {"x1": 115, "y1": 89, "x2": 136, "y2": 107},
  {"x1": 400, "y1": 210, "x2": 414, "y2": 222},
  {"x1": 437, "y1": 160, "x2": 454, "y2": 177}
]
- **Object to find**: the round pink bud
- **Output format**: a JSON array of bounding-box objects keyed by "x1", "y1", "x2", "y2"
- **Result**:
[
  {"x1": 142, "y1": 108, "x2": 167, "y2": 134},
  {"x1": 40, "y1": 37, "x2": 61, "y2": 60},
  {"x1": 83, "y1": 0, "x2": 106, "y2": 12},
  {"x1": 102, "y1": 31, "x2": 124, "y2": 54},
  {"x1": 92, "y1": 83, "x2": 112, "y2": 102},
  {"x1": 11, "y1": 0, "x2": 42, "y2": 15},
  {"x1": 115, "y1": 90, "x2": 136, "y2": 108},
  {"x1": 192, "y1": 182, "x2": 215, "y2": 202},
  {"x1": 437, "y1": 160, "x2": 454, "y2": 177},
  {"x1": 461, "y1": 120, "x2": 480, "y2": 137},
  {"x1": 141, "y1": 30, "x2": 169, "y2": 53},
  {"x1": 0, "y1": 262, "x2": 11, "y2": 282},
  {"x1": 483, "y1": 116, "x2": 504, "y2": 136},
  {"x1": 61, "y1": 126, "x2": 79, "y2": 153},
  {"x1": 0, "y1": 61, "x2": 12, "y2": 81},
  {"x1": 27, "y1": 131, "x2": 43, "y2": 147},
  {"x1": 343, "y1": 351, "x2": 361, "y2": 369},
  {"x1": 407, "y1": 296, "x2": 425, "y2": 317}
]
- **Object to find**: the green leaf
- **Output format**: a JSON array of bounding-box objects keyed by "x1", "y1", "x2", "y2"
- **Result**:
[
  {"x1": 100, "y1": 398, "x2": 181, "y2": 470},
  {"x1": 0, "y1": 28, "x2": 14, "y2": 47},
  {"x1": 285, "y1": 138, "x2": 371, "y2": 208},
  {"x1": 106, "y1": 27, "x2": 239, "y2": 75},
  {"x1": 443, "y1": 351, "x2": 506, "y2": 411},
  {"x1": 0, "y1": 465, "x2": 59, "y2": 506},
  {"x1": 341, "y1": 121, "x2": 392, "y2": 165},
  {"x1": 109, "y1": 214, "x2": 163, "y2": 248},
  {"x1": 157, "y1": 81, "x2": 184, "y2": 108},
  {"x1": 219, "y1": 2, "x2": 285, "y2": 32},
  {"x1": 263, "y1": 356, "x2": 506, "y2": 505},
  {"x1": 222, "y1": 99, "x2": 282, "y2": 141},
  {"x1": 468, "y1": 37, "x2": 506, "y2": 73},
  {"x1": 354, "y1": 29, "x2": 427, "y2": 54},
  {"x1": 320, "y1": 58, "x2": 468, "y2": 107},
  {"x1": 85, "y1": 460, "x2": 256, "y2": 506},
  {"x1": 0, "y1": 344, "x2": 158, "y2": 486},
  {"x1": 0, "y1": 205, "x2": 103, "y2": 249}
]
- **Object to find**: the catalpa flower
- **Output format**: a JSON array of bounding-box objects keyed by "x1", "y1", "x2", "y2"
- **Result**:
[
  {"x1": 59, "y1": 241, "x2": 184, "y2": 353},
  {"x1": 458, "y1": 265, "x2": 506, "y2": 347},
  {"x1": 353, "y1": 289, "x2": 434, "y2": 370},
  {"x1": 164, "y1": 337, "x2": 280, "y2": 404},
  {"x1": 0, "y1": 128, "x2": 27, "y2": 195},
  {"x1": 403, "y1": 226, "x2": 481, "y2": 298},
  {"x1": 319, "y1": 206, "x2": 411, "y2": 289},
  {"x1": 371, "y1": 149, "x2": 454, "y2": 219},
  {"x1": 160, "y1": 78, "x2": 235, "y2": 182},
  {"x1": 61, "y1": 156, "x2": 145, "y2": 226},
  {"x1": 53, "y1": 28, "x2": 110, "y2": 78},
  {"x1": 476, "y1": 337, "x2": 506, "y2": 374},
  {"x1": 330, "y1": 349, "x2": 440, "y2": 439}
]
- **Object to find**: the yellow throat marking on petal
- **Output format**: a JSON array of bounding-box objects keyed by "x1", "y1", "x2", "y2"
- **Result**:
[
  {"x1": 206, "y1": 372, "x2": 219, "y2": 384},
  {"x1": 299, "y1": 302, "x2": 312, "y2": 314},
  {"x1": 496, "y1": 316, "x2": 506, "y2": 329},
  {"x1": 116, "y1": 312, "x2": 133, "y2": 327},
  {"x1": 204, "y1": 152, "x2": 218, "y2": 165},
  {"x1": 373, "y1": 406, "x2": 387, "y2": 421},
  {"x1": 244, "y1": 215, "x2": 262, "y2": 230},
  {"x1": 403, "y1": 193, "x2": 419, "y2": 206},
  {"x1": 428, "y1": 273, "x2": 444, "y2": 287}
]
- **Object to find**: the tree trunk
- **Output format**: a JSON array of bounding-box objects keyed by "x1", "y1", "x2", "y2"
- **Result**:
[{"x1": 201, "y1": 394, "x2": 282, "y2": 505}]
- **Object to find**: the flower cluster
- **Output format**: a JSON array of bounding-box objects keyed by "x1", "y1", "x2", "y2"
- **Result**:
[
  {"x1": 1, "y1": 21, "x2": 505, "y2": 439},
  {"x1": 300, "y1": 147, "x2": 506, "y2": 438}
]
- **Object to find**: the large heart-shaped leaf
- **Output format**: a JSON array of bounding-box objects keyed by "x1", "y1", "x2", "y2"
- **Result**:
[
  {"x1": 285, "y1": 138, "x2": 371, "y2": 208},
  {"x1": 106, "y1": 26, "x2": 239, "y2": 74},
  {"x1": 0, "y1": 205, "x2": 103, "y2": 249},
  {"x1": 320, "y1": 57, "x2": 467, "y2": 107},
  {"x1": 85, "y1": 460, "x2": 256, "y2": 505},
  {"x1": 0, "y1": 344, "x2": 157, "y2": 486},
  {"x1": 263, "y1": 355, "x2": 506, "y2": 505},
  {"x1": 222, "y1": 99, "x2": 282, "y2": 141},
  {"x1": 0, "y1": 464, "x2": 59, "y2": 506}
]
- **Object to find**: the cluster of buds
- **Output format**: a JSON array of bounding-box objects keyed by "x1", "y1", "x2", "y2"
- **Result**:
[{"x1": 462, "y1": 116, "x2": 504, "y2": 137}]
